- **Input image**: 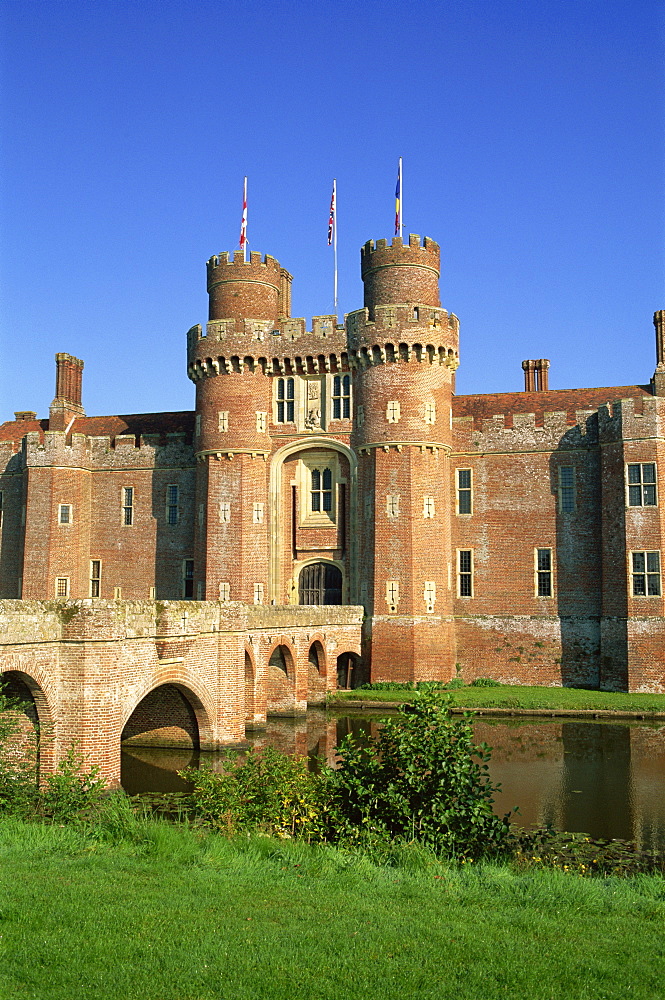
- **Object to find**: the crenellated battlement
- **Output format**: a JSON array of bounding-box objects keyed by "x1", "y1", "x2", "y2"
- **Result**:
[
  {"x1": 206, "y1": 249, "x2": 282, "y2": 276},
  {"x1": 453, "y1": 408, "x2": 601, "y2": 453},
  {"x1": 360, "y1": 233, "x2": 440, "y2": 263},
  {"x1": 20, "y1": 428, "x2": 194, "y2": 470}
]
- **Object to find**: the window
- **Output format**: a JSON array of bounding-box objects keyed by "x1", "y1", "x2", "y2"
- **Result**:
[
  {"x1": 456, "y1": 469, "x2": 472, "y2": 515},
  {"x1": 357, "y1": 405, "x2": 365, "y2": 427},
  {"x1": 276, "y1": 377, "x2": 295, "y2": 422},
  {"x1": 113, "y1": 586, "x2": 122, "y2": 599},
  {"x1": 424, "y1": 402, "x2": 436, "y2": 424},
  {"x1": 386, "y1": 494, "x2": 400, "y2": 518},
  {"x1": 166, "y1": 485, "x2": 179, "y2": 525},
  {"x1": 0, "y1": 491, "x2": 3, "y2": 529},
  {"x1": 558, "y1": 466, "x2": 575, "y2": 513},
  {"x1": 253, "y1": 582, "x2": 264, "y2": 605},
  {"x1": 219, "y1": 502, "x2": 230, "y2": 523},
  {"x1": 423, "y1": 496, "x2": 435, "y2": 518},
  {"x1": 199, "y1": 503, "x2": 205, "y2": 527},
  {"x1": 424, "y1": 580, "x2": 436, "y2": 612},
  {"x1": 458, "y1": 550, "x2": 473, "y2": 597},
  {"x1": 195, "y1": 413, "x2": 201, "y2": 436},
  {"x1": 253, "y1": 502, "x2": 264, "y2": 524},
  {"x1": 55, "y1": 577, "x2": 69, "y2": 598},
  {"x1": 256, "y1": 411, "x2": 267, "y2": 433},
  {"x1": 535, "y1": 548, "x2": 553, "y2": 597},
  {"x1": 311, "y1": 468, "x2": 333, "y2": 513},
  {"x1": 627, "y1": 463, "x2": 657, "y2": 507},
  {"x1": 58, "y1": 503, "x2": 72, "y2": 525},
  {"x1": 631, "y1": 551, "x2": 661, "y2": 596},
  {"x1": 122, "y1": 487, "x2": 134, "y2": 526},
  {"x1": 386, "y1": 400, "x2": 401, "y2": 423},
  {"x1": 218, "y1": 411, "x2": 229, "y2": 432},
  {"x1": 196, "y1": 582, "x2": 203, "y2": 600},
  {"x1": 90, "y1": 560, "x2": 101, "y2": 598},
  {"x1": 332, "y1": 375, "x2": 351, "y2": 419},
  {"x1": 182, "y1": 560, "x2": 194, "y2": 599},
  {"x1": 219, "y1": 582, "x2": 230, "y2": 601}
]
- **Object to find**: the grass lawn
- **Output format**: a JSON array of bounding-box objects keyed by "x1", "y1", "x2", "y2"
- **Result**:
[
  {"x1": 0, "y1": 817, "x2": 664, "y2": 1000},
  {"x1": 329, "y1": 684, "x2": 665, "y2": 714}
]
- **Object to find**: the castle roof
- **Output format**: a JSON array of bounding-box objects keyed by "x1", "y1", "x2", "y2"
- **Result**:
[
  {"x1": 0, "y1": 411, "x2": 195, "y2": 446},
  {"x1": 453, "y1": 385, "x2": 653, "y2": 428}
]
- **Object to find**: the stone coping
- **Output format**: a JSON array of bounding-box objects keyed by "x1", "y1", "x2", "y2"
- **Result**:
[{"x1": 327, "y1": 701, "x2": 665, "y2": 720}]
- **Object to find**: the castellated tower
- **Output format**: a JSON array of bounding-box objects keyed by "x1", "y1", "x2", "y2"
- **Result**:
[
  {"x1": 187, "y1": 250, "x2": 288, "y2": 602},
  {"x1": 350, "y1": 235, "x2": 459, "y2": 681}
]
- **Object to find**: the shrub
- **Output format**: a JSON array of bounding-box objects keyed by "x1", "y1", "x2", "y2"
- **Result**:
[
  {"x1": 183, "y1": 746, "x2": 327, "y2": 840},
  {"x1": 40, "y1": 745, "x2": 106, "y2": 822},
  {"x1": 0, "y1": 692, "x2": 39, "y2": 817},
  {"x1": 471, "y1": 677, "x2": 501, "y2": 687},
  {"x1": 326, "y1": 690, "x2": 513, "y2": 858},
  {"x1": 444, "y1": 677, "x2": 466, "y2": 690}
]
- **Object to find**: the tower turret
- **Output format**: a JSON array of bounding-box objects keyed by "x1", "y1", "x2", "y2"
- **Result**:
[
  {"x1": 350, "y1": 235, "x2": 459, "y2": 682},
  {"x1": 207, "y1": 250, "x2": 291, "y2": 324},
  {"x1": 361, "y1": 234, "x2": 441, "y2": 319}
]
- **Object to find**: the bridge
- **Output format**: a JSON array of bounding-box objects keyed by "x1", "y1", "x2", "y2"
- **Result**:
[{"x1": 0, "y1": 599, "x2": 363, "y2": 786}]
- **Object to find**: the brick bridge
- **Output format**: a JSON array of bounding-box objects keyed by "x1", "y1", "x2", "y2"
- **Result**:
[{"x1": 0, "y1": 600, "x2": 363, "y2": 786}]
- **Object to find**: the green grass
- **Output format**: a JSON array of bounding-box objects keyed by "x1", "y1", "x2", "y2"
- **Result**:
[
  {"x1": 330, "y1": 684, "x2": 665, "y2": 714},
  {"x1": 0, "y1": 816, "x2": 664, "y2": 999}
]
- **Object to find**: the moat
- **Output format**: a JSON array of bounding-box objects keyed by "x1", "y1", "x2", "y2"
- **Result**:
[{"x1": 121, "y1": 712, "x2": 665, "y2": 849}]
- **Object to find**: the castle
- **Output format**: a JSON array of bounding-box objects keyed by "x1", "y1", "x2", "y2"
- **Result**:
[{"x1": 2, "y1": 233, "x2": 664, "y2": 694}]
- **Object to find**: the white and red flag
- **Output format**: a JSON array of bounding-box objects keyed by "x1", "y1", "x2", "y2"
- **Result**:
[
  {"x1": 328, "y1": 180, "x2": 336, "y2": 246},
  {"x1": 239, "y1": 176, "x2": 248, "y2": 256}
]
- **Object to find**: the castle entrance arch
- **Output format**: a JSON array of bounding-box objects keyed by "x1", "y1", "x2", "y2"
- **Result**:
[{"x1": 299, "y1": 562, "x2": 342, "y2": 605}]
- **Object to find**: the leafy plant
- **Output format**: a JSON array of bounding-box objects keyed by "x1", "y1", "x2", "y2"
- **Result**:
[
  {"x1": 471, "y1": 676, "x2": 501, "y2": 687},
  {"x1": 0, "y1": 692, "x2": 40, "y2": 817},
  {"x1": 326, "y1": 690, "x2": 513, "y2": 858},
  {"x1": 40, "y1": 745, "x2": 106, "y2": 822},
  {"x1": 183, "y1": 746, "x2": 327, "y2": 840}
]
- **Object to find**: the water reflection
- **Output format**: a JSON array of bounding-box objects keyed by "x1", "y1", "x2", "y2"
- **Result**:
[{"x1": 121, "y1": 712, "x2": 665, "y2": 848}]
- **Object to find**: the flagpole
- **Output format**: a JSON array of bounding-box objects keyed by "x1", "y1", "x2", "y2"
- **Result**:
[
  {"x1": 398, "y1": 157, "x2": 403, "y2": 240},
  {"x1": 333, "y1": 178, "x2": 338, "y2": 316}
]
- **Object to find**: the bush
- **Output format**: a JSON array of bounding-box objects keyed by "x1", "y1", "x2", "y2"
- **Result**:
[
  {"x1": 183, "y1": 746, "x2": 327, "y2": 840},
  {"x1": 326, "y1": 691, "x2": 513, "y2": 858},
  {"x1": 444, "y1": 677, "x2": 466, "y2": 690},
  {"x1": 40, "y1": 746, "x2": 106, "y2": 822},
  {"x1": 471, "y1": 677, "x2": 501, "y2": 687},
  {"x1": 0, "y1": 692, "x2": 40, "y2": 817}
]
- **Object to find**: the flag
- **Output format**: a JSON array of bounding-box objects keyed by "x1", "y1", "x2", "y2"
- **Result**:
[
  {"x1": 239, "y1": 177, "x2": 248, "y2": 250},
  {"x1": 394, "y1": 163, "x2": 401, "y2": 236},
  {"x1": 328, "y1": 181, "x2": 336, "y2": 246}
]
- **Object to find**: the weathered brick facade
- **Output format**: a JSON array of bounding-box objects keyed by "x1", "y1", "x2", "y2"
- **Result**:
[{"x1": 1, "y1": 232, "x2": 664, "y2": 780}]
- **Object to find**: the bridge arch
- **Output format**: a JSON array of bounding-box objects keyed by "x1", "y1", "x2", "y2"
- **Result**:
[
  {"x1": 265, "y1": 641, "x2": 297, "y2": 714},
  {"x1": 0, "y1": 667, "x2": 57, "y2": 782},
  {"x1": 244, "y1": 645, "x2": 257, "y2": 723},
  {"x1": 307, "y1": 637, "x2": 327, "y2": 704},
  {"x1": 121, "y1": 675, "x2": 215, "y2": 751}
]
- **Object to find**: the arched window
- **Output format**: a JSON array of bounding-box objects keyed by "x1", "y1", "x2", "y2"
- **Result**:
[{"x1": 299, "y1": 562, "x2": 342, "y2": 605}]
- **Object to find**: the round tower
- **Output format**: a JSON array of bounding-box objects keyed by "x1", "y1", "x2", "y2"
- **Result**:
[
  {"x1": 189, "y1": 251, "x2": 285, "y2": 604},
  {"x1": 207, "y1": 250, "x2": 283, "y2": 324},
  {"x1": 361, "y1": 234, "x2": 441, "y2": 319},
  {"x1": 351, "y1": 235, "x2": 459, "y2": 683}
]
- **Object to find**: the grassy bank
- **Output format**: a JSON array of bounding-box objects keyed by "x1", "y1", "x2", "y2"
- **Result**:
[
  {"x1": 329, "y1": 683, "x2": 665, "y2": 715},
  {"x1": 0, "y1": 816, "x2": 664, "y2": 1000}
]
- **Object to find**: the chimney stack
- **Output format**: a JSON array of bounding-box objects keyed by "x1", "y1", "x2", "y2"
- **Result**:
[
  {"x1": 522, "y1": 359, "x2": 550, "y2": 392},
  {"x1": 49, "y1": 353, "x2": 85, "y2": 431}
]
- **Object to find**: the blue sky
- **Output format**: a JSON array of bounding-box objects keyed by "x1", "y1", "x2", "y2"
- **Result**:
[{"x1": 1, "y1": 0, "x2": 663, "y2": 419}]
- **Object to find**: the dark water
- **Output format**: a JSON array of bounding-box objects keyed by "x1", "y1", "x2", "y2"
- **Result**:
[{"x1": 121, "y1": 712, "x2": 665, "y2": 847}]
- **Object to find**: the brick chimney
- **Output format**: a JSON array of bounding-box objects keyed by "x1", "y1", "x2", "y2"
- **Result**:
[
  {"x1": 49, "y1": 353, "x2": 85, "y2": 431},
  {"x1": 522, "y1": 359, "x2": 550, "y2": 392}
]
